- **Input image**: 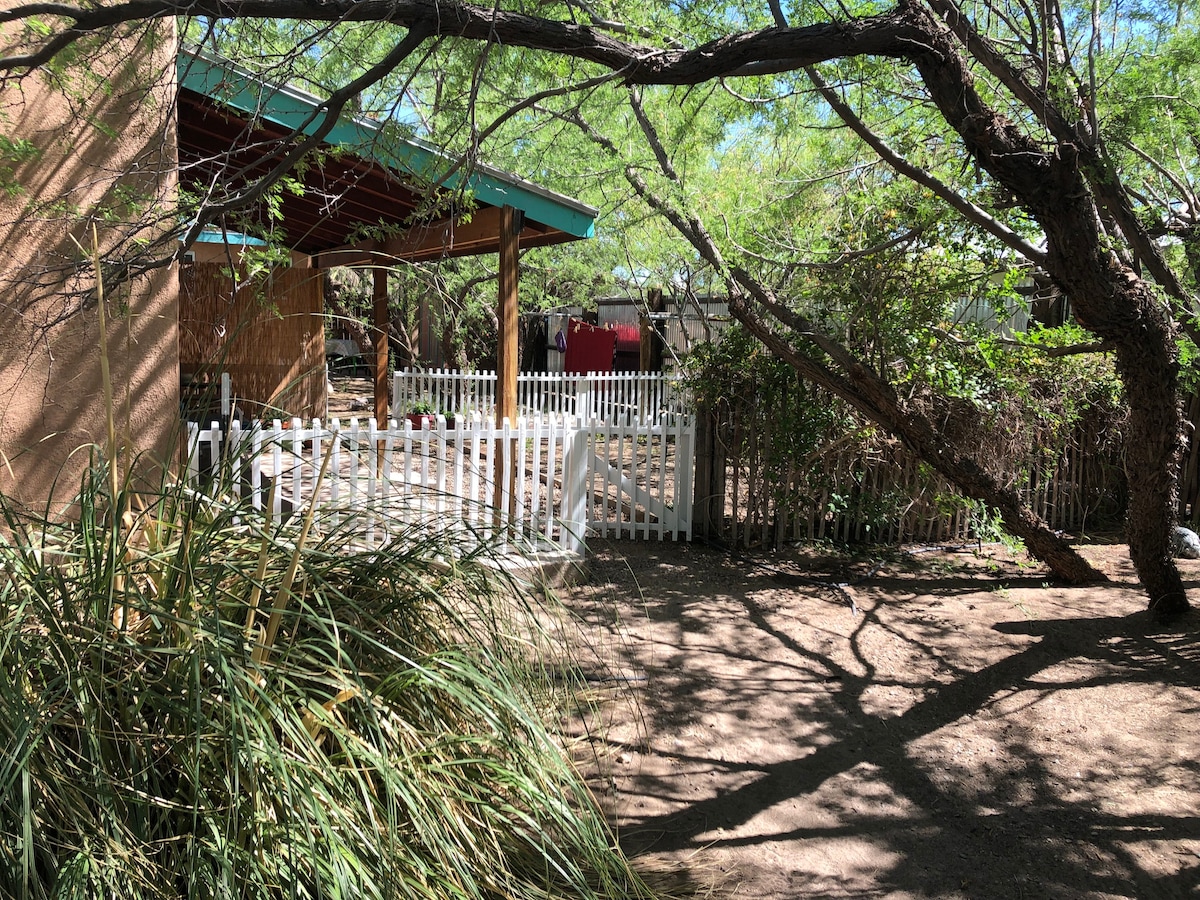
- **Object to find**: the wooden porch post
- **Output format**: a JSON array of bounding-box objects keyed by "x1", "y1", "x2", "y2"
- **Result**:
[
  {"x1": 496, "y1": 205, "x2": 521, "y2": 423},
  {"x1": 495, "y1": 205, "x2": 521, "y2": 512},
  {"x1": 373, "y1": 265, "x2": 389, "y2": 422}
]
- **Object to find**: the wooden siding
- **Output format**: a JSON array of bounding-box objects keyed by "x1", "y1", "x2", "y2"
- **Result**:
[{"x1": 180, "y1": 263, "x2": 325, "y2": 419}]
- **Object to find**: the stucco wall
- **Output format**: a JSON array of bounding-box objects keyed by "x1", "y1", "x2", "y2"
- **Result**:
[{"x1": 0, "y1": 18, "x2": 179, "y2": 508}]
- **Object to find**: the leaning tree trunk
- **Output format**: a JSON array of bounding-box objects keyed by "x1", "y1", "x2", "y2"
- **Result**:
[
  {"x1": 729, "y1": 299, "x2": 1106, "y2": 584},
  {"x1": 846, "y1": 364, "x2": 1107, "y2": 585},
  {"x1": 887, "y1": 410, "x2": 1105, "y2": 585}
]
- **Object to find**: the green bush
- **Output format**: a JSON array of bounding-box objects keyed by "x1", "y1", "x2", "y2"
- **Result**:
[{"x1": 0, "y1": 459, "x2": 657, "y2": 900}]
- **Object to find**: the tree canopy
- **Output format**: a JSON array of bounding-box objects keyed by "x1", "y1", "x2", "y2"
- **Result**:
[{"x1": 4, "y1": 0, "x2": 1199, "y2": 616}]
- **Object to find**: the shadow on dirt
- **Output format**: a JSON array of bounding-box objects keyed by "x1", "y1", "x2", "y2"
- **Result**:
[{"x1": 572, "y1": 541, "x2": 1200, "y2": 900}]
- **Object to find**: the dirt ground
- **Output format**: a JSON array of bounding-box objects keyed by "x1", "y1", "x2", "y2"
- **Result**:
[
  {"x1": 563, "y1": 537, "x2": 1200, "y2": 900},
  {"x1": 327, "y1": 375, "x2": 375, "y2": 418}
]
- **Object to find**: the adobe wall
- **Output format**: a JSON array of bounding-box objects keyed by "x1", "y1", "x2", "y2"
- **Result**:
[{"x1": 0, "y1": 17, "x2": 179, "y2": 509}]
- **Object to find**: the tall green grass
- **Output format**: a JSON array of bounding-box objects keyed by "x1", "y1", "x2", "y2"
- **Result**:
[{"x1": 0, "y1": 456, "x2": 661, "y2": 900}]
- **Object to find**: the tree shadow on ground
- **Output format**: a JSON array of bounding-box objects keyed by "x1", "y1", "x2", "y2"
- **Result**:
[{"x1": 572, "y1": 541, "x2": 1200, "y2": 900}]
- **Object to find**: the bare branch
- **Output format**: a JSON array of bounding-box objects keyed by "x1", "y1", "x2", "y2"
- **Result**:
[
  {"x1": 439, "y1": 69, "x2": 625, "y2": 188},
  {"x1": 180, "y1": 24, "x2": 432, "y2": 250},
  {"x1": 625, "y1": 86, "x2": 679, "y2": 183},
  {"x1": 1121, "y1": 140, "x2": 1197, "y2": 218},
  {"x1": 806, "y1": 65, "x2": 1048, "y2": 266},
  {"x1": 923, "y1": 0, "x2": 1086, "y2": 144},
  {"x1": 566, "y1": 0, "x2": 685, "y2": 47}
]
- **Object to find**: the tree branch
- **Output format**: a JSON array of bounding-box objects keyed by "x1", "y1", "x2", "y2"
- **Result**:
[
  {"x1": 0, "y1": 0, "x2": 923, "y2": 81},
  {"x1": 178, "y1": 24, "x2": 432, "y2": 251},
  {"x1": 922, "y1": 0, "x2": 1087, "y2": 144},
  {"x1": 805, "y1": 65, "x2": 1048, "y2": 266}
]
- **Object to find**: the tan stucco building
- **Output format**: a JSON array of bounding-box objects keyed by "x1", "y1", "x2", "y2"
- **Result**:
[{"x1": 0, "y1": 18, "x2": 180, "y2": 507}]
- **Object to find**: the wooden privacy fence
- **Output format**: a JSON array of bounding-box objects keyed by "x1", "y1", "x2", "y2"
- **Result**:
[
  {"x1": 691, "y1": 405, "x2": 1127, "y2": 549},
  {"x1": 186, "y1": 413, "x2": 695, "y2": 551},
  {"x1": 394, "y1": 368, "x2": 686, "y2": 424},
  {"x1": 1175, "y1": 391, "x2": 1200, "y2": 525},
  {"x1": 180, "y1": 263, "x2": 326, "y2": 419}
]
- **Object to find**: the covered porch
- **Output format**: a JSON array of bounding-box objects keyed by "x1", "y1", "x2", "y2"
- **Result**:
[{"x1": 176, "y1": 47, "x2": 598, "y2": 425}]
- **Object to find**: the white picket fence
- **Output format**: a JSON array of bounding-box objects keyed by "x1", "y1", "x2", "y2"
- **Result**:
[
  {"x1": 186, "y1": 413, "x2": 694, "y2": 552},
  {"x1": 393, "y1": 369, "x2": 685, "y2": 424}
]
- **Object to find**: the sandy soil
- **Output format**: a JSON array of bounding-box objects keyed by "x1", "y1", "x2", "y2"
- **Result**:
[
  {"x1": 327, "y1": 375, "x2": 375, "y2": 419},
  {"x1": 564, "y1": 537, "x2": 1200, "y2": 900}
]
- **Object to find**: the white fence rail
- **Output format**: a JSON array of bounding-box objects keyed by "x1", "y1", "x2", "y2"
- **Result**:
[
  {"x1": 186, "y1": 414, "x2": 694, "y2": 552},
  {"x1": 393, "y1": 369, "x2": 685, "y2": 425}
]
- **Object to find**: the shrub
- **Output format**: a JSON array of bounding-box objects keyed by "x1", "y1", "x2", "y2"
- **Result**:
[{"x1": 0, "y1": 459, "x2": 658, "y2": 900}]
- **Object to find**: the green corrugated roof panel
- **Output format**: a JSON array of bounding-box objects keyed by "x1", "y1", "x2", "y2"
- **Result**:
[{"x1": 177, "y1": 48, "x2": 597, "y2": 240}]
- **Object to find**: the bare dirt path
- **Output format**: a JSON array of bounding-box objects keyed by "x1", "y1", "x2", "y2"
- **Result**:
[{"x1": 565, "y1": 538, "x2": 1200, "y2": 899}]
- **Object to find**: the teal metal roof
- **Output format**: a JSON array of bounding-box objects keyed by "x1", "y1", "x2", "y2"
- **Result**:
[
  {"x1": 177, "y1": 48, "x2": 597, "y2": 242},
  {"x1": 191, "y1": 226, "x2": 267, "y2": 246}
]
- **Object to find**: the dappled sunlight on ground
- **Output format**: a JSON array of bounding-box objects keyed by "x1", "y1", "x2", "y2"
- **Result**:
[{"x1": 567, "y1": 538, "x2": 1200, "y2": 899}]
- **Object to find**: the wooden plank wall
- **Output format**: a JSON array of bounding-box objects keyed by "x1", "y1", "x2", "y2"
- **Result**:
[
  {"x1": 180, "y1": 263, "x2": 326, "y2": 419},
  {"x1": 1176, "y1": 393, "x2": 1200, "y2": 524}
]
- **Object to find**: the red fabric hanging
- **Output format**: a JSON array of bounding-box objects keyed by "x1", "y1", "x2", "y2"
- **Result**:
[
  {"x1": 611, "y1": 322, "x2": 642, "y2": 372},
  {"x1": 563, "y1": 318, "x2": 617, "y2": 373}
]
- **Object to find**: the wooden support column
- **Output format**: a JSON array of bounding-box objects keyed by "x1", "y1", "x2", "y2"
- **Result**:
[
  {"x1": 496, "y1": 205, "x2": 521, "y2": 423},
  {"x1": 495, "y1": 205, "x2": 522, "y2": 513},
  {"x1": 373, "y1": 265, "x2": 389, "y2": 422}
]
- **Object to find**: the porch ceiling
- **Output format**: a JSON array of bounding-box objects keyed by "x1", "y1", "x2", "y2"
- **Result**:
[{"x1": 176, "y1": 49, "x2": 597, "y2": 261}]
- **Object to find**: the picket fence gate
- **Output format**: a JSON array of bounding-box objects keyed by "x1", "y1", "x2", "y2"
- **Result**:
[
  {"x1": 187, "y1": 413, "x2": 695, "y2": 552},
  {"x1": 393, "y1": 369, "x2": 685, "y2": 425}
]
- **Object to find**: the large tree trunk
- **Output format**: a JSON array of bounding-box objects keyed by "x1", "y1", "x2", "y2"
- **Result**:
[
  {"x1": 1119, "y1": 335, "x2": 1188, "y2": 614},
  {"x1": 1037, "y1": 177, "x2": 1187, "y2": 614},
  {"x1": 904, "y1": 6, "x2": 1189, "y2": 615}
]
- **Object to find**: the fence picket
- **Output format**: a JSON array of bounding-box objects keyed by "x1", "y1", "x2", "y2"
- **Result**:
[
  {"x1": 529, "y1": 416, "x2": 543, "y2": 539},
  {"x1": 187, "y1": 411, "x2": 694, "y2": 551}
]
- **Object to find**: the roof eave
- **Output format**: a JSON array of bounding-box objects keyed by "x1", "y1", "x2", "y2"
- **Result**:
[{"x1": 177, "y1": 48, "x2": 598, "y2": 241}]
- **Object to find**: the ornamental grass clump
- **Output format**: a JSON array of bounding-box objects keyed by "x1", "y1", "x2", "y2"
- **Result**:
[{"x1": 0, "y1": 457, "x2": 659, "y2": 900}]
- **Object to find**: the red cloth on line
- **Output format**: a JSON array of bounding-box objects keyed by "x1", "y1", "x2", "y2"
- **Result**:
[
  {"x1": 563, "y1": 318, "x2": 616, "y2": 373},
  {"x1": 611, "y1": 322, "x2": 641, "y2": 352},
  {"x1": 611, "y1": 322, "x2": 642, "y2": 372}
]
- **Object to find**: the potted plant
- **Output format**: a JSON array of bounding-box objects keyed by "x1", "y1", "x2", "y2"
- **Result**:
[{"x1": 406, "y1": 400, "x2": 437, "y2": 430}]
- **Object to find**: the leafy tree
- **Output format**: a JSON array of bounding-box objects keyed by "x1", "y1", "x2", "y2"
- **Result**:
[{"x1": 3, "y1": 0, "x2": 1197, "y2": 616}]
